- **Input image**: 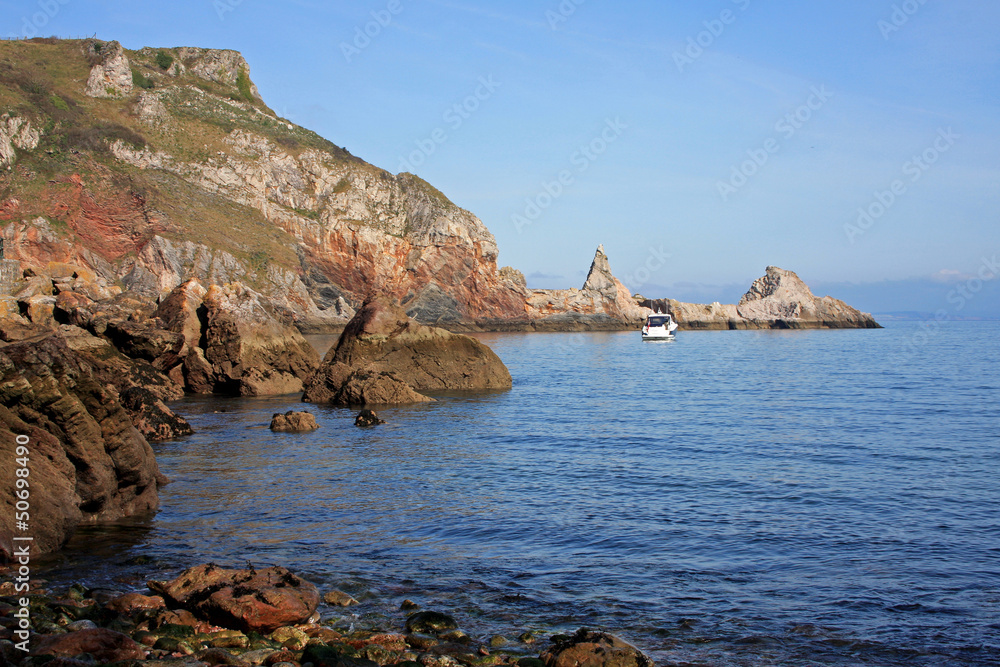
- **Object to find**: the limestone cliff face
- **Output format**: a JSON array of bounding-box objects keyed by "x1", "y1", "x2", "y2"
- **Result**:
[
  {"x1": 0, "y1": 114, "x2": 40, "y2": 169},
  {"x1": 641, "y1": 266, "x2": 881, "y2": 330},
  {"x1": 108, "y1": 135, "x2": 527, "y2": 326}
]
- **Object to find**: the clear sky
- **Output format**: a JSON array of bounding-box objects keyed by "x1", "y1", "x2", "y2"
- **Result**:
[{"x1": 3, "y1": 0, "x2": 998, "y2": 316}]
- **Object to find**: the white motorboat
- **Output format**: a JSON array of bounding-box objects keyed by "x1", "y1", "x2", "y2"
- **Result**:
[{"x1": 641, "y1": 312, "x2": 678, "y2": 340}]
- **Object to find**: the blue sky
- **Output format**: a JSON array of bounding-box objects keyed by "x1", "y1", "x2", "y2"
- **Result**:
[{"x1": 3, "y1": 0, "x2": 999, "y2": 316}]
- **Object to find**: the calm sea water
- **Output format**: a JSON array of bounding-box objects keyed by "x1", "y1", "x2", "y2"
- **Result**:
[{"x1": 40, "y1": 322, "x2": 1000, "y2": 666}]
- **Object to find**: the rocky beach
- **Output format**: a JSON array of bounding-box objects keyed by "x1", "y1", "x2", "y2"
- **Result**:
[{"x1": 0, "y1": 561, "x2": 654, "y2": 667}]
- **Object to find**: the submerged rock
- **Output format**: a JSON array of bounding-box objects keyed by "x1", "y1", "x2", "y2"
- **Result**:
[
  {"x1": 323, "y1": 589, "x2": 360, "y2": 607},
  {"x1": 32, "y1": 628, "x2": 146, "y2": 662},
  {"x1": 405, "y1": 611, "x2": 459, "y2": 635}
]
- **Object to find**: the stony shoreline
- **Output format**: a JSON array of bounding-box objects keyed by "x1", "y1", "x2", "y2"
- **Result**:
[{"x1": 0, "y1": 562, "x2": 653, "y2": 667}]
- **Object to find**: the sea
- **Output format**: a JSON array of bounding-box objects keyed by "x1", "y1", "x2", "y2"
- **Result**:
[{"x1": 37, "y1": 321, "x2": 1000, "y2": 666}]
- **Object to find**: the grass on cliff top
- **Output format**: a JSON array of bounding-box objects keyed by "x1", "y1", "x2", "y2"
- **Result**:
[
  {"x1": 0, "y1": 38, "x2": 466, "y2": 239},
  {"x1": 0, "y1": 38, "x2": 358, "y2": 165}
]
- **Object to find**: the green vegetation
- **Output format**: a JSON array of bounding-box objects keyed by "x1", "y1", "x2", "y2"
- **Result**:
[
  {"x1": 132, "y1": 68, "x2": 154, "y2": 90},
  {"x1": 332, "y1": 177, "x2": 351, "y2": 194},
  {"x1": 155, "y1": 50, "x2": 174, "y2": 70},
  {"x1": 248, "y1": 250, "x2": 269, "y2": 274},
  {"x1": 49, "y1": 93, "x2": 69, "y2": 111},
  {"x1": 236, "y1": 67, "x2": 253, "y2": 102},
  {"x1": 290, "y1": 206, "x2": 320, "y2": 221},
  {"x1": 399, "y1": 172, "x2": 454, "y2": 207}
]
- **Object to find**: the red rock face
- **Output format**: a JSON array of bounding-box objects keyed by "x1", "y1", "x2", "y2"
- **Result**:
[
  {"x1": 1, "y1": 176, "x2": 164, "y2": 268},
  {"x1": 148, "y1": 564, "x2": 321, "y2": 634}
]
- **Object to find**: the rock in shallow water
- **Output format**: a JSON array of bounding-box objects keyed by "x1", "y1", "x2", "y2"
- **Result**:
[
  {"x1": 31, "y1": 628, "x2": 146, "y2": 663},
  {"x1": 323, "y1": 588, "x2": 360, "y2": 606},
  {"x1": 354, "y1": 409, "x2": 386, "y2": 427},
  {"x1": 269, "y1": 410, "x2": 319, "y2": 432},
  {"x1": 405, "y1": 610, "x2": 459, "y2": 635},
  {"x1": 148, "y1": 563, "x2": 320, "y2": 634},
  {"x1": 540, "y1": 629, "x2": 655, "y2": 667},
  {"x1": 303, "y1": 295, "x2": 510, "y2": 406}
]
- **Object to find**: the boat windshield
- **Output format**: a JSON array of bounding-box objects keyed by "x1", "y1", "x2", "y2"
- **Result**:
[{"x1": 647, "y1": 316, "x2": 670, "y2": 327}]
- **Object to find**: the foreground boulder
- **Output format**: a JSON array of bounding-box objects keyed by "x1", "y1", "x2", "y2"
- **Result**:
[
  {"x1": 148, "y1": 563, "x2": 320, "y2": 633},
  {"x1": 0, "y1": 327, "x2": 163, "y2": 558},
  {"x1": 303, "y1": 295, "x2": 510, "y2": 406},
  {"x1": 541, "y1": 629, "x2": 655, "y2": 667}
]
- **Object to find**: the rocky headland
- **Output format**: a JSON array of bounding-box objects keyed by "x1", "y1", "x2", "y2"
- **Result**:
[
  {"x1": 0, "y1": 267, "x2": 322, "y2": 560},
  {"x1": 0, "y1": 39, "x2": 876, "y2": 333}
]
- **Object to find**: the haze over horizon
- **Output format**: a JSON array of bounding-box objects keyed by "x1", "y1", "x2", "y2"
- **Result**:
[{"x1": 3, "y1": 0, "x2": 998, "y2": 317}]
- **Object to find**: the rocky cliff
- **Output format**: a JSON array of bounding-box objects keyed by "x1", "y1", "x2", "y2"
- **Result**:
[
  {"x1": 640, "y1": 266, "x2": 881, "y2": 330},
  {"x1": 0, "y1": 38, "x2": 532, "y2": 331},
  {"x1": 0, "y1": 38, "x2": 877, "y2": 332}
]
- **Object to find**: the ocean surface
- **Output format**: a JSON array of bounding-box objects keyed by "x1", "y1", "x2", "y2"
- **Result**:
[{"x1": 39, "y1": 322, "x2": 1000, "y2": 666}]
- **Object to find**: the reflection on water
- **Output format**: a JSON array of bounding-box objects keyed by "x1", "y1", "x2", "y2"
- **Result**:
[{"x1": 38, "y1": 324, "x2": 1000, "y2": 667}]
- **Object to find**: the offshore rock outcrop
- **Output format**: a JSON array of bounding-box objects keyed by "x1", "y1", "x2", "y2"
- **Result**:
[
  {"x1": 641, "y1": 266, "x2": 881, "y2": 330},
  {"x1": 303, "y1": 295, "x2": 510, "y2": 406},
  {"x1": 523, "y1": 245, "x2": 651, "y2": 330}
]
